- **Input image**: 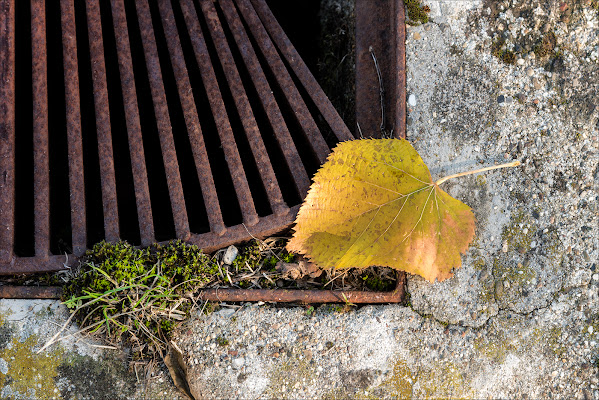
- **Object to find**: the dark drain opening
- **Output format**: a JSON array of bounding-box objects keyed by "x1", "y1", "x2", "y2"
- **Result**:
[
  {"x1": 266, "y1": 0, "x2": 321, "y2": 73},
  {"x1": 195, "y1": 2, "x2": 271, "y2": 221},
  {"x1": 288, "y1": 59, "x2": 339, "y2": 150},
  {"x1": 226, "y1": 3, "x2": 302, "y2": 207},
  {"x1": 74, "y1": 0, "x2": 105, "y2": 248},
  {"x1": 170, "y1": 0, "x2": 244, "y2": 229},
  {"x1": 13, "y1": 0, "x2": 34, "y2": 257},
  {"x1": 99, "y1": 0, "x2": 141, "y2": 246},
  {"x1": 147, "y1": 0, "x2": 211, "y2": 235},
  {"x1": 212, "y1": 2, "x2": 273, "y2": 218},
  {"x1": 47, "y1": 0, "x2": 72, "y2": 255},
  {"x1": 124, "y1": 0, "x2": 176, "y2": 242},
  {"x1": 246, "y1": 28, "x2": 322, "y2": 179}
]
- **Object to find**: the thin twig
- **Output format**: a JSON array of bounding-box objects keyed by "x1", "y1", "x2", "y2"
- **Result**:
[
  {"x1": 435, "y1": 161, "x2": 521, "y2": 185},
  {"x1": 357, "y1": 122, "x2": 364, "y2": 139},
  {"x1": 369, "y1": 46, "x2": 386, "y2": 136}
]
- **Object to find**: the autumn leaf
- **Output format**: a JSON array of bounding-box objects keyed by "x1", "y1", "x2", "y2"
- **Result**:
[{"x1": 288, "y1": 139, "x2": 517, "y2": 282}]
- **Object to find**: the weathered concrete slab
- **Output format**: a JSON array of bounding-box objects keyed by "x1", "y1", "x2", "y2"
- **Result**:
[
  {"x1": 0, "y1": 300, "x2": 182, "y2": 399},
  {"x1": 173, "y1": 0, "x2": 599, "y2": 398}
]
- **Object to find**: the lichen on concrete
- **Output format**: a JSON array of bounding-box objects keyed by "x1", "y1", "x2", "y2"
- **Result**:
[{"x1": 0, "y1": 300, "x2": 183, "y2": 400}]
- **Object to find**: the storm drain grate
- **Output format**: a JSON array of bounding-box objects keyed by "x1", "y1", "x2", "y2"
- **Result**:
[{"x1": 0, "y1": 0, "x2": 354, "y2": 274}]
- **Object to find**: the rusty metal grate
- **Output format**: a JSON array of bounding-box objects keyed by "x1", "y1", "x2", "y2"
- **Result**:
[{"x1": 0, "y1": 0, "x2": 354, "y2": 274}]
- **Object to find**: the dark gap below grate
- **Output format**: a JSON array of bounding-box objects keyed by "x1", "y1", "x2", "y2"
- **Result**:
[
  {"x1": 13, "y1": 0, "x2": 34, "y2": 257},
  {"x1": 99, "y1": 0, "x2": 141, "y2": 246},
  {"x1": 47, "y1": 0, "x2": 72, "y2": 255},
  {"x1": 215, "y1": 2, "x2": 275, "y2": 218},
  {"x1": 123, "y1": 0, "x2": 177, "y2": 242},
  {"x1": 74, "y1": 0, "x2": 105, "y2": 248},
  {"x1": 172, "y1": 0, "x2": 244, "y2": 229},
  {"x1": 147, "y1": 0, "x2": 210, "y2": 235},
  {"x1": 240, "y1": 14, "x2": 322, "y2": 179},
  {"x1": 196, "y1": 2, "x2": 272, "y2": 220},
  {"x1": 227, "y1": 0, "x2": 302, "y2": 208}
]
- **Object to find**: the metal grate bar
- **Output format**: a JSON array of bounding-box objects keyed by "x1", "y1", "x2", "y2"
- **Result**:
[
  {"x1": 86, "y1": 0, "x2": 120, "y2": 242},
  {"x1": 60, "y1": 0, "x2": 87, "y2": 256},
  {"x1": 110, "y1": 0, "x2": 155, "y2": 246},
  {"x1": 179, "y1": 0, "x2": 259, "y2": 226},
  {"x1": 247, "y1": 0, "x2": 354, "y2": 143},
  {"x1": 394, "y1": 0, "x2": 407, "y2": 138},
  {"x1": 235, "y1": 0, "x2": 331, "y2": 164},
  {"x1": 199, "y1": 0, "x2": 288, "y2": 217},
  {"x1": 31, "y1": 0, "x2": 50, "y2": 258},
  {"x1": 155, "y1": 0, "x2": 226, "y2": 236},
  {"x1": 218, "y1": 0, "x2": 311, "y2": 198},
  {"x1": 0, "y1": 0, "x2": 15, "y2": 263},
  {"x1": 135, "y1": 0, "x2": 190, "y2": 240}
]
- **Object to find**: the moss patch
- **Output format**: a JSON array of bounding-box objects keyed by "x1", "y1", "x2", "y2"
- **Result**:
[
  {"x1": 0, "y1": 334, "x2": 64, "y2": 399},
  {"x1": 62, "y1": 240, "x2": 220, "y2": 360},
  {"x1": 501, "y1": 209, "x2": 535, "y2": 253},
  {"x1": 56, "y1": 353, "x2": 136, "y2": 400},
  {"x1": 474, "y1": 330, "x2": 517, "y2": 364},
  {"x1": 265, "y1": 356, "x2": 316, "y2": 399},
  {"x1": 378, "y1": 358, "x2": 413, "y2": 398},
  {"x1": 415, "y1": 360, "x2": 472, "y2": 398},
  {"x1": 404, "y1": 0, "x2": 430, "y2": 25}
]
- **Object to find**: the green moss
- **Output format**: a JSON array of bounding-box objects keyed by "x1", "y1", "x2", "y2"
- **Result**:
[
  {"x1": 474, "y1": 331, "x2": 516, "y2": 364},
  {"x1": 475, "y1": 175, "x2": 487, "y2": 186},
  {"x1": 471, "y1": 257, "x2": 486, "y2": 271},
  {"x1": 377, "y1": 358, "x2": 413, "y2": 398},
  {"x1": 231, "y1": 240, "x2": 262, "y2": 271},
  {"x1": 534, "y1": 31, "x2": 557, "y2": 58},
  {"x1": 528, "y1": 325, "x2": 565, "y2": 357},
  {"x1": 415, "y1": 361, "x2": 471, "y2": 398},
  {"x1": 0, "y1": 334, "x2": 64, "y2": 399},
  {"x1": 216, "y1": 337, "x2": 229, "y2": 347},
  {"x1": 493, "y1": 257, "x2": 536, "y2": 286},
  {"x1": 265, "y1": 356, "x2": 316, "y2": 399},
  {"x1": 56, "y1": 353, "x2": 136, "y2": 400},
  {"x1": 62, "y1": 240, "x2": 220, "y2": 358},
  {"x1": 501, "y1": 209, "x2": 535, "y2": 253},
  {"x1": 403, "y1": 0, "x2": 430, "y2": 25},
  {"x1": 491, "y1": 37, "x2": 516, "y2": 65},
  {"x1": 361, "y1": 273, "x2": 395, "y2": 291}
]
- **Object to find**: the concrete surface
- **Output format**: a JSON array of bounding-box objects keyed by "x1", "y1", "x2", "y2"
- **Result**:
[
  {"x1": 0, "y1": 299, "x2": 182, "y2": 400},
  {"x1": 2, "y1": 0, "x2": 597, "y2": 399},
  {"x1": 173, "y1": 0, "x2": 599, "y2": 398}
]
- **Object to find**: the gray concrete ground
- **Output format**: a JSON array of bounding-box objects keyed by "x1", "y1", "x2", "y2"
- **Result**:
[
  {"x1": 1, "y1": 0, "x2": 597, "y2": 399},
  {"x1": 173, "y1": 1, "x2": 599, "y2": 398}
]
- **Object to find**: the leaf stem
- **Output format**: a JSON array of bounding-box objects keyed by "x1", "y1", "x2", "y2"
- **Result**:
[{"x1": 435, "y1": 160, "x2": 521, "y2": 185}]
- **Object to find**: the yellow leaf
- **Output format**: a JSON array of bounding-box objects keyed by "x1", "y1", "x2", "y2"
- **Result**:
[{"x1": 287, "y1": 138, "x2": 476, "y2": 283}]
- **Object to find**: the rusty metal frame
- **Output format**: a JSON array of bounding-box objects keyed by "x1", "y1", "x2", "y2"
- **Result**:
[
  {"x1": 0, "y1": 272, "x2": 405, "y2": 303},
  {"x1": 356, "y1": 0, "x2": 406, "y2": 139}
]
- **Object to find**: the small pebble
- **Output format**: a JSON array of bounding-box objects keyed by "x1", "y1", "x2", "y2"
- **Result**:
[
  {"x1": 497, "y1": 95, "x2": 505, "y2": 104},
  {"x1": 408, "y1": 94, "x2": 417, "y2": 107},
  {"x1": 223, "y1": 245, "x2": 239, "y2": 264},
  {"x1": 232, "y1": 357, "x2": 245, "y2": 369},
  {"x1": 527, "y1": 68, "x2": 534, "y2": 76},
  {"x1": 413, "y1": 32, "x2": 421, "y2": 40}
]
